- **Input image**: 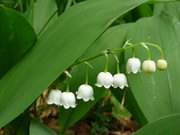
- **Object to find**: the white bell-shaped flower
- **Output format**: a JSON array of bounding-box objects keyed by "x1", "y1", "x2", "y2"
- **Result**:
[
  {"x1": 61, "y1": 92, "x2": 76, "y2": 109},
  {"x1": 47, "y1": 89, "x2": 62, "y2": 106},
  {"x1": 157, "y1": 59, "x2": 168, "y2": 70},
  {"x1": 142, "y1": 60, "x2": 156, "y2": 73},
  {"x1": 96, "y1": 72, "x2": 113, "y2": 89},
  {"x1": 76, "y1": 84, "x2": 94, "y2": 102},
  {"x1": 112, "y1": 73, "x2": 128, "y2": 89},
  {"x1": 126, "y1": 57, "x2": 141, "y2": 74}
]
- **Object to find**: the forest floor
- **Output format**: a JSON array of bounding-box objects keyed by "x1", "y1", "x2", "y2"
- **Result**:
[{"x1": 0, "y1": 91, "x2": 138, "y2": 135}]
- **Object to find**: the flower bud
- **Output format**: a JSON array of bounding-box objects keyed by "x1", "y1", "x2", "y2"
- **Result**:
[
  {"x1": 157, "y1": 59, "x2": 168, "y2": 70},
  {"x1": 142, "y1": 60, "x2": 156, "y2": 73}
]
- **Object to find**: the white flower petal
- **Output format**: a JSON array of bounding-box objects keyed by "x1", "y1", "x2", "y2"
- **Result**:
[
  {"x1": 95, "y1": 83, "x2": 103, "y2": 87},
  {"x1": 104, "y1": 85, "x2": 111, "y2": 89},
  {"x1": 126, "y1": 57, "x2": 141, "y2": 74},
  {"x1": 96, "y1": 72, "x2": 113, "y2": 89},
  {"x1": 47, "y1": 89, "x2": 62, "y2": 106},
  {"x1": 71, "y1": 104, "x2": 76, "y2": 108},
  {"x1": 64, "y1": 105, "x2": 70, "y2": 109},
  {"x1": 112, "y1": 85, "x2": 118, "y2": 89},
  {"x1": 76, "y1": 84, "x2": 94, "y2": 102},
  {"x1": 96, "y1": 72, "x2": 106, "y2": 86},
  {"x1": 113, "y1": 73, "x2": 128, "y2": 90},
  {"x1": 61, "y1": 92, "x2": 76, "y2": 109}
]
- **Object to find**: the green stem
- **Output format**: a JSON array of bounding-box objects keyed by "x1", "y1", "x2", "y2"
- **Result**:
[
  {"x1": 140, "y1": 42, "x2": 152, "y2": 59},
  {"x1": 71, "y1": 42, "x2": 164, "y2": 68},
  {"x1": 122, "y1": 40, "x2": 132, "y2": 48},
  {"x1": 83, "y1": 61, "x2": 94, "y2": 84},
  {"x1": 115, "y1": 42, "x2": 163, "y2": 59},
  {"x1": 71, "y1": 53, "x2": 104, "y2": 67},
  {"x1": 111, "y1": 54, "x2": 120, "y2": 73},
  {"x1": 142, "y1": 42, "x2": 165, "y2": 58},
  {"x1": 85, "y1": 65, "x2": 89, "y2": 84},
  {"x1": 121, "y1": 90, "x2": 126, "y2": 108},
  {"x1": 104, "y1": 53, "x2": 109, "y2": 72},
  {"x1": 64, "y1": 70, "x2": 72, "y2": 91},
  {"x1": 84, "y1": 61, "x2": 94, "y2": 69},
  {"x1": 66, "y1": 83, "x2": 70, "y2": 92},
  {"x1": 132, "y1": 47, "x2": 136, "y2": 57},
  {"x1": 111, "y1": 45, "x2": 138, "y2": 52}
]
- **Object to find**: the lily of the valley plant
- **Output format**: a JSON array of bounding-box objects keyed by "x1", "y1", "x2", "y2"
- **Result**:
[{"x1": 47, "y1": 41, "x2": 168, "y2": 109}]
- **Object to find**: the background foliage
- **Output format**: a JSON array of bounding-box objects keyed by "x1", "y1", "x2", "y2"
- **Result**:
[{"x1": 0, "y1": 0, "x2": 180, "y2": 134}]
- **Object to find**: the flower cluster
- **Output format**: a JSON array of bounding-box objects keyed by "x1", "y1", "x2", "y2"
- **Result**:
[
  {"x1": 46, "y1": 41, "x2": 168, "y2": 109},
  {"x1": 127, "y1": 57, "x2": 167, "y2": 74},
  {"x1": 96, "y1": 72, "x2": 128, "y2": 89},
  {"x1": 95, "y1": 58, "x2": 167, "y2": 90},
  {"x1": 47, "y1": 84, "x2": 94, "y2": 109}
]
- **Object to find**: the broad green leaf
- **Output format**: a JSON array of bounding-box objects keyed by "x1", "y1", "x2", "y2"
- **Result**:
[
  {"x1": 135, "y1": 113, "x2": 180, "y2": 135},
  {"x1": 88, "y1": 15, "x2": 180, "y2": 124},
  {"x1": 30, "y1": 120, "x2": 56, "y2": 135},
  {"x1": 124, "y1": 15, "x2": 180, "y2": 123},
  {"x1": 0, "y1": 0, "x2": 147, "y2": 128},
  {"x1": 0, "y1": 7, "x2": 36, "y2": 78},
  {"x1": 59, "y1": 26, "x2": 127, "y2": 132},
  {"x1": 25, "y1": 0, "x2": 58, "y2": 34},
  {"x1": 65, "y1": 13, "x2": 180, "y2": 126},
  {"x1": 154, "y1": 1, "x2": 180, "y2": 21}
]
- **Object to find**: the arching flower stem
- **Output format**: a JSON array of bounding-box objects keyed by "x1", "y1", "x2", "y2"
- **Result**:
[
  {"x1": 142, "y1": 42, "x2": 165, "y2": 59},
  {"x1": 84, "y1": 61, "x2": 94, "y2": 84},
  {"x1": 104, "y1": 53, "x2": 109, "y2": 72},
  {"x1": 71, "y1": 41, "x2": 165, "y2": 68},
  {"x1": 140, "y1": 42, "x2": 152, "y2": 59},
  {"x1": 109, "y1": 52, "x2": 120, "y2": 73}
]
